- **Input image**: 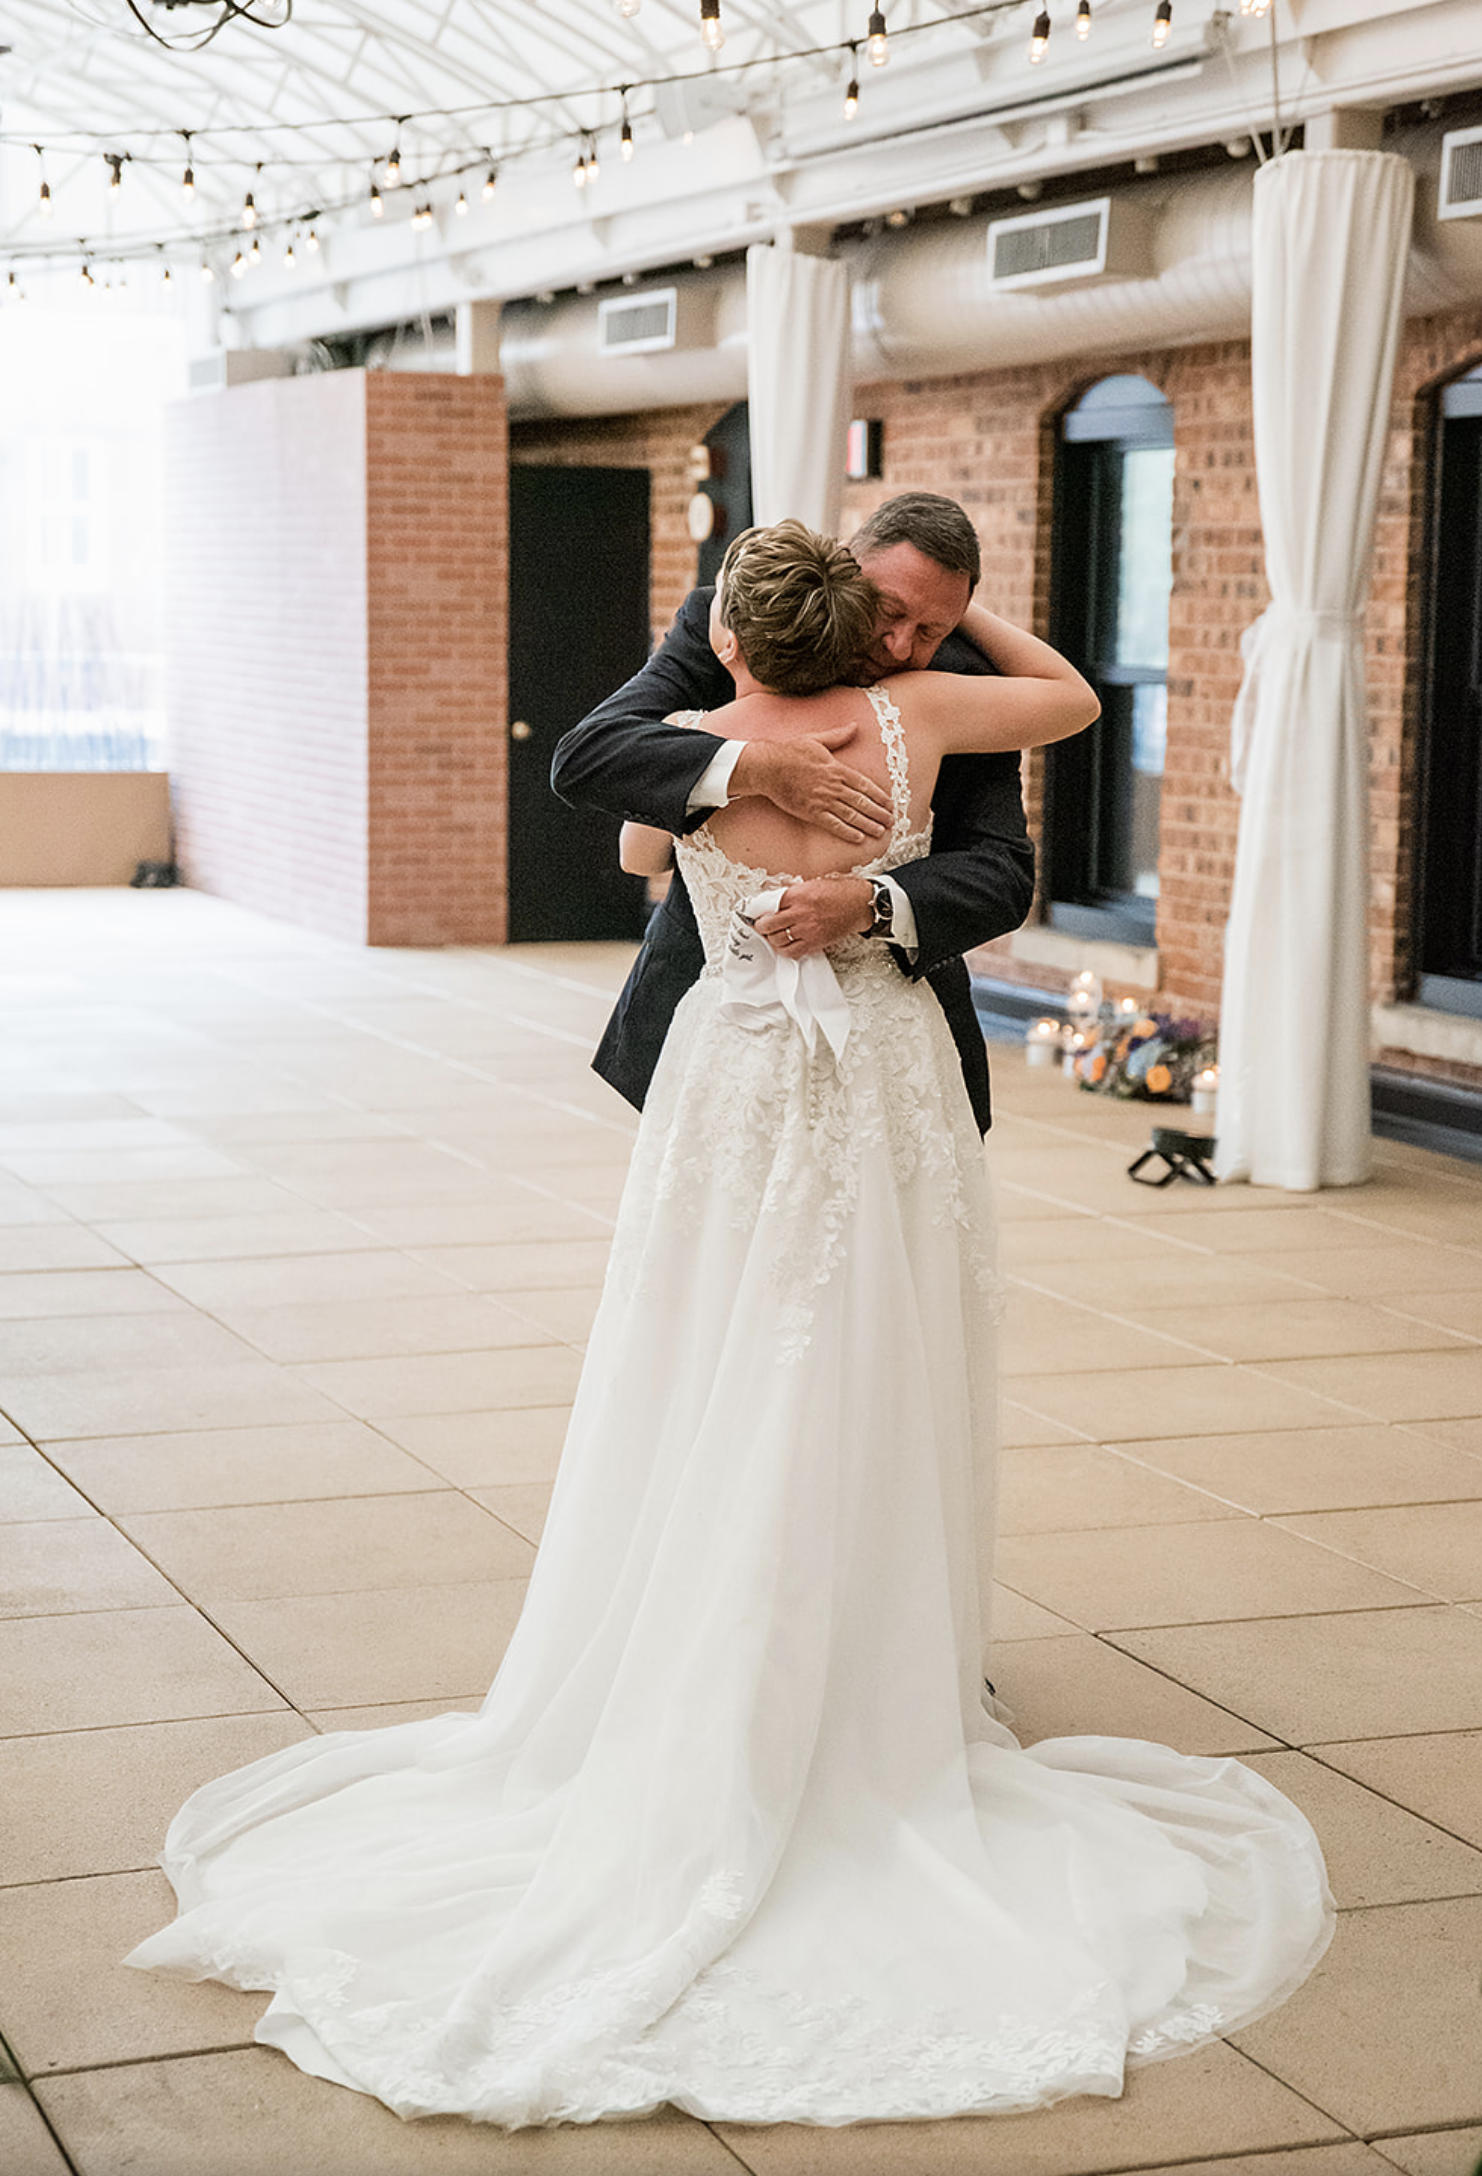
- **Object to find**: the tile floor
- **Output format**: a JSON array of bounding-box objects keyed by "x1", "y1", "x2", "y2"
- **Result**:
[{"x1": 2, "y1": 888, "x2": 1481, "y2": 2176}]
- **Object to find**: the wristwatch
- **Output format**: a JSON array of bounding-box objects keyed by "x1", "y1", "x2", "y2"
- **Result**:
[{"x1": 864, "y1": 878, "x2": 896, "y2": 941}]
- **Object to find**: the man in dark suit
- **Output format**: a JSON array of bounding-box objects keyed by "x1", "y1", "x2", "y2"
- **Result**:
[{"x1": 550, "y1": 493, "x2": 1035, "y2": 1134}]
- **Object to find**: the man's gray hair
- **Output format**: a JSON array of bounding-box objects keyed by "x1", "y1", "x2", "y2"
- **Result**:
[{"x1": 850, "y1": 493, "x2": 981, "y2": 588}]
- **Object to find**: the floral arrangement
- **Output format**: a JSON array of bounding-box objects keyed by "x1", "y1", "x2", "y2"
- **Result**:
[{"x1": 1071, "y1": 1013, "x2": 1216, "y2": 1103}]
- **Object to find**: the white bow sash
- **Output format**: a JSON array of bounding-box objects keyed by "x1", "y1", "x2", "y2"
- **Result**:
[{"x1": 718, "y1": 888, "x2": 852, "y2": 1062}]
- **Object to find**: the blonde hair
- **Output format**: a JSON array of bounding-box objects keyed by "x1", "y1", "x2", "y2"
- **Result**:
[{"x1": 716, "y1": 520, "x2": 879, "y2": 696}]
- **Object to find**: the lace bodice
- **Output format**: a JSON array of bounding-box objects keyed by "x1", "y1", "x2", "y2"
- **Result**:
[{"x1": 674, "y1": 683, "x2": 932, "y2": 969}]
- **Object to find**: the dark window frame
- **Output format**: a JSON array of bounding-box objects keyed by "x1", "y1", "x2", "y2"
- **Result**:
[{"x1": 1044, "y1": 377, "x2": 1174, "y2": 951}]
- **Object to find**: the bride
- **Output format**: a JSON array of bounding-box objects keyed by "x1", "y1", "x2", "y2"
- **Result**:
[{"x1": 127, "y1": 522, "x2": 1332, "y2": 2129}]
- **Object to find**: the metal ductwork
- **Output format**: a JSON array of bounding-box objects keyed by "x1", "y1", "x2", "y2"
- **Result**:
[{"x1": 494, "y1": 132, "x2": 1482, "y2": 419}]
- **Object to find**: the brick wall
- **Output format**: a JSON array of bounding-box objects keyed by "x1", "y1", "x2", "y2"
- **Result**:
[
  {"x1": 365, "y1": 373, "x2": 508, "y2": 946},
  {"x1": 168, "y1": 369, "x2": 508, "y2": 946},
  {"x1": 511, "y1": 403, "x2": 729, "y2": 649}
]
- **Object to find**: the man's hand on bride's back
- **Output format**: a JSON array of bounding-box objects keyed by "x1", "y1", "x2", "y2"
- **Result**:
[{"x1": 729, "y1": 728, "x2": 892, "y2": 845}]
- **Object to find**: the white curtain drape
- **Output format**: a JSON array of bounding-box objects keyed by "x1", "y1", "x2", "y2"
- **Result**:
[
  {"x1": 746, "y1": 243, "x2": 852, "y2": 535},
  {"x1": 1215, "y1": 149, "x2": 1414, "y2": 1191}
]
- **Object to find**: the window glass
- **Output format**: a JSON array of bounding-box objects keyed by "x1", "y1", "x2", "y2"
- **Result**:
[{"x1": 1115, "y1": 447, "x2": 1175, "y2": 671}]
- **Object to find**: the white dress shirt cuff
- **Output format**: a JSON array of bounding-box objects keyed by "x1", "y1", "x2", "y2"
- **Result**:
[
  {"x1": 686, "y1": 739, "x2": 746, "y2": 812},
  {"x1": 875, "y1": 874, "x2": 919, "y2": 960}
]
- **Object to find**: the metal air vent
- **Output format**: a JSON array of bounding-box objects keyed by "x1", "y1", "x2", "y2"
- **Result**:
[
  {"x1": 1440, "y1": 127, "x2": 1482, "y2": 220},
  {"x1": 987, "y1": 197, "x2": 1152, "y2": 291},
  {"x1": 597, "y1": 288, "x2": 678, "y2": 354}
]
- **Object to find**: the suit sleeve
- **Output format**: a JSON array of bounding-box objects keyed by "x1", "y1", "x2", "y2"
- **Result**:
[
  {"x1": 886, "y1": 625, "x2": 1036, "y2": 978},
  {"x1": 550, "y1": 588, "x2": 738, "y2": 836}
]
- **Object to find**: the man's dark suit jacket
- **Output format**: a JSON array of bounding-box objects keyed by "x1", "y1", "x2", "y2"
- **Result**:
[{"x1": 549, "y1": 586, "x2": 1036, "y2": 1136}]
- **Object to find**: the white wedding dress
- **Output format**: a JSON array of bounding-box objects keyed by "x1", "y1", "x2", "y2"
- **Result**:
[{"x1": 127, "y1": 688, "x2": 1333, "y2": 2127}]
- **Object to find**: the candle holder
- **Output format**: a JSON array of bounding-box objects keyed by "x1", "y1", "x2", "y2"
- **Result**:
[{"x1": 1025, "y1": 1017, "x2": 1061, "y2": 1068}]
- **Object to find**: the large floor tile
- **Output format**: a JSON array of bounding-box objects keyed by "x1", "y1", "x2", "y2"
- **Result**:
[
  {"x1": 495, "y1": 1285, "x2": 604, "y2": 1345},
  {"x1": 0, "y1": 1445, "x2": 93, "y2": 1521},
  {"x1": 0, "y1": 1226, "x2": 133, "y2": 1274},
  {"x1": 1007, "y1": 1365, "x2": 1362, "y2": 1441},
  {"x1": 1272, "y1": 1502, "x2": 1482, "y2": 1603},
  {"x1": 93, "y1": 1209, "x2": 385, "y2": 1264},
  {"x1": 35, "y1": 1175, "x2": 312, "y2": 1224},
  {"x1": 1412, "y1": 1416, "x2": 1482, "y2": 1456},
  {"x1": 1124, "y1": 1297, "x2": 1465, "y2": 1362},
  {"x1": 0, "y1": 1311, "x2": 267, "y2": 1377},
  {"x1": 1101, "y1": 1205, "x2": 1375, "y2": 1252},
  {"x1": 1373, "y1": 2124, "x2": 1482, "y2": 2175},
  {"x1": 45, "y1": 1419, "x2": 438, "y2": 1513},
  {"x1": 0, "y1": 1870, "x2": 263, "y2": 2075},
  {"x1": 1252, "y1": 1243, "x2": 1482, "y2": 1300},
  {"x1": 1231, "y1": 1896, "x2": 1482, "y2": 2134},
  {"x1": 714, "y1": 2043, "x2": 1343, "y2": 2175},
  {"x1": 119, "y1": 1492, "x2": 535, "y2": 1601},
  {"x1": 995, "y1": 1446, "x2": 1241, "y2": 1534},
  {"x1": 1112, "y1": 1606, "x2": 1482, "y2": 1743},
  {"x1": 411, "y1": 1238, "x2": 615, "y2": 1293},
  {"x1": 1237, "y1": 1749, "x2": 1482, "y2": 1906},
  {"x1": 371, "y1": 1406, "x2": 572, "y2": 1487},
  {"x1": 0, "y1": 1606, "x2": 284, "y2": 1734},
  {"x1": 994, "y1": 1518, "x2": 1426, "y2": 1631},
  {"x1": 1018, "y1": 1254, "x2": 1325, "y2": 1310},
  {"x1": 148, "y1": 1248, "x2": 465, "y2": 1310},
  {"x1": 297, "y1": 1346, "x2": 584, "y2": 1418},
  {"x1": 987, "y1": 1633, "x2": 1279, "y2": 1753},
  {"x1": 0, "y1": 1518, "x2": 180, "y2": 1616},
  {"x1": 1257, "y1": 1350, "x2": 1482, "y2": 1424},
  {"x1": 1112, "y1": 1424, "x2": 1482, "y2": 1515},
  {"x1": 206, "y1": 1580, "x2": 527, "y2": 1708},
  {"x1": 342, "y1": 1198, "x2": 612, "y2": 1248},
  {"x1": 0, "y1": 2081, "x2": 71, "y2": 2175},
  {"x1": 218, "y1": 1291, "x2": 558, "y2": 1363},
  {"x1": 0, "y1": 1712, "x2": 314, "y2": 1883},
  {"x1": 469, "y1": 1481, "x2": 554, "y2": 1545},
  {"x1": 1312, "y1": 1731, "x2": 1482, "y2": 1850},
  {"x1": 0, "y1": 1267, "x2": 187, "y2": 1318},
  {"x1": 36, "y1": 2049, "x2": 739, "y2": 2176},
  {"x1": 1001, "y1": 1292, "x2": 1209, "y2": 1374},
  {"x1": 5, "y1": 1361, "x2": 344, "y2": 1442}
]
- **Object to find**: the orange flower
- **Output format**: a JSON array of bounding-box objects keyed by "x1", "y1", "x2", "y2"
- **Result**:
[
  {"x1": 1088, "y1": 1052, "x2": 1107, "y2": 1084},
  {"x1": 1146, "y1": 1063, "x2": 1173, "y2": 1094},
  {"x1": 1133, "y1": 1016, "x2": 1159, "y2": 1038}
]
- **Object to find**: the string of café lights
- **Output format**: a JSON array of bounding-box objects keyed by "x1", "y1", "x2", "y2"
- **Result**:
[{"x1": 3, "y1": 0, "x2": 1272, "y2": 302}]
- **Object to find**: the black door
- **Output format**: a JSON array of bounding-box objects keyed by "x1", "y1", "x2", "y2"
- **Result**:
[
  {"x1": 1418, "y1": 371, "x2": 1482, "y2": 1017},
  {"x1": 507, "y1": 465, "x2": 653, "y2": 942}
]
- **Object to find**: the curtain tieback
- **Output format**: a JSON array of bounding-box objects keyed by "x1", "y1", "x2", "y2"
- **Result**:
[{"x1": 1228, "y1": 604, "x2": 1364, "y2": 794}]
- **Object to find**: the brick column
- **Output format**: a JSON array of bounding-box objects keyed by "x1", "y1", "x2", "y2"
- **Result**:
[{"x1": 167, "y1": 367, "x2": 507, "y2": 946}]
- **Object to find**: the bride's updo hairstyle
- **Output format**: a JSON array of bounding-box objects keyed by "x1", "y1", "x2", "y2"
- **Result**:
[{"x1": 716, "y1": 520, "x2": 879, "y2": 697}]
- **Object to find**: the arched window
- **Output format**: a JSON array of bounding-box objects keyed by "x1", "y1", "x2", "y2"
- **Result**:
[
  {"x1": 1417, "y1": 362, "x2": 1482, "y2": 1016},
  {"x1": 1043, "y1": 375, "x2": 1175, "y2": 946}
]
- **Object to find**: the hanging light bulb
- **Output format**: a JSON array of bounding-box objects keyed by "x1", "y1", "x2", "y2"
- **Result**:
[
  {"x1": 231, "y1": 250, "x2": 246, "y2": 279},
  {"x1": 585, "y1": 134, "x2": 600, "y2": 183},
  {"x1": 456, "y1": 188, "x2": 469, "y2": 214},
  {"x1": 618, "y1": 0, "x2": 641, "y2": 14},
  {"x1": 1029, "y1": 7, "x2": 1051, "y2": 58},
  {"x1": 200, "y1": 255, "x2": 215, "y2": 283},
  {"x1": 160, "y1": 251, "x2": 172, "y2": 285},
  {"x1": 284, "y1": 237, "x2": 296, "y2": 268},
  {"x1": 867, "y1": 7, "x2": 889, "y2": 65},
  {"x1": 106, "y1": 153, "x2": 124, "y2": 195},
  {"x1": 370, "y1": 175, "x2": 384, "y2": 216},
  {"x1": 1239, "y1": 0, "x2": 1270, "y2": 12},
  {"x1": 700, "y1": 0, "x2": 724, "y2": 52},
  {"x1": 844, "y1": 43, "x2": 860, "y2": 116},
  {"x1": 573, "y1": 146, "x2": 588, "y2": 189},
  {"x1": 482, "y1": 162, "x2": 498, "y2": 199},
  {"x1": 620, "y1": 90, "x2": 635, "y2": 161},
  {"x1": 385, "y1": 142, "x2": 402, "y2": 188},
  {"x1": 79, "y1": 260, "x2": 95, "y2": 289},
  {"x1": 1077, "y1": 0, "x2": 1091, "y2": 35},
  {"x1": 35, "y1": 149, "x2": 51, "y2": 218},
  {"x1": 248, "y1": 233, "x2": 261, "y2": 264},
  {"x1": 181, "y1": 133, "x2": 195, "y2": 198},
  {"x1": 242, "y1": 190, "x2": 257, "y2": 228},
  {"x1": 1151, "y1": 0, "x2": 1172, "y2": 43}
]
